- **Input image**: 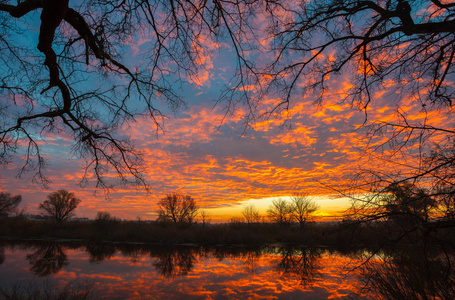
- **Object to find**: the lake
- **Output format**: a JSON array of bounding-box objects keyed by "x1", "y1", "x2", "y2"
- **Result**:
[{"x1": 0, "y1": 241, "x2": 453, "y2": 299}]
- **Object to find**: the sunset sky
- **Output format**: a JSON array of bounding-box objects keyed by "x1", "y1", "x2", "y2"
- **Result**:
[
  {"x1": 1, "y1": 54, "x2": 439, "y2": 222},
  {"x1": 0, "y1": 1, "x2": 452, "y2": 222}
]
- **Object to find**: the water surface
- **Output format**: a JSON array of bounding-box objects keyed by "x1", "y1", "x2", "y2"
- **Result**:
[{"x1": 0, "y1": 241, "x2": 452, "y2": 299}]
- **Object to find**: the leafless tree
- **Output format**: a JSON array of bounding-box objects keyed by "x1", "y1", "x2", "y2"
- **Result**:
[
  {"x1": 260, "y1": 1, "x2": 455, "y2": 109},
  {"x1": 2, "y1": 1, "x2": 455, "y2": 227},
  {"x1": 267, "y1": 198, "x2": 292, "y2": 226},
  {"x1": 251, "y1": 0, "x2": 455, "y2": 232},
  {"x1": 242, "y1": 204, "x2": 262, "y2": 224},
  {"x1": 290, "y1": 194, "x2": 319, "y2": 227},
  {"x1": 157, "y1": 192, "x2": 198, "y2": 225},
  {"x1": 0, "y1": 0, "x2": 277, "y2": 188},
  {"x1": 39, "y1": 189, "x2": 81, "y2": 222},
  {"x1": 199, "y1": 210, "x2": 212, "y2": 227},
  {"x1": 0, "y1": 192, "x2": 21, "y2": 217},
  {"x1": 95, "y1": 211, "x2": 112, "y2": 222}
]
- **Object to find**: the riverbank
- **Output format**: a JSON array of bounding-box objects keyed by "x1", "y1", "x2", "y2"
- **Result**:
[{"x1": 1, "y1": 216, "x2": 454, "y2": 248}]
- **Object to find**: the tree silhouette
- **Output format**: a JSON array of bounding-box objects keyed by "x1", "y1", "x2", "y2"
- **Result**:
[
  {"x1": 259, "y1": 0, "x2": 455, "y2": 231},
  {"x1": 383, "y1": 183, "x2": 436, "y2": 225},
  {"x1": 290, "y1": 194, "x2": 319, "y2": 227},
  {"x1": 39, "y1": 189, "x2": 81, "y2": 222},
  {"x1": 157, "y1": 193, "x2": 198, "y2": 225},
  {"x1": 242, "y1": 204, "x2": 261, "y2": 224},
  {"x1": 1, "y1": 0, "x2": 454, "y2": 209},
  {"x1": 199, "y1": 210, "x2": 212, "y2": 227},
  {"x1": 260, "y1": 1, "x2": 455, "y2": 109},
  {"x1": 0, "y1": 0, "x2": 266, "y2": 187},
  {"x1": 267, "y1": 198, "x2": 292, "y2": 226},
  {"x1": 0, "y1": 192, "x2": 21, "y2": 217}
]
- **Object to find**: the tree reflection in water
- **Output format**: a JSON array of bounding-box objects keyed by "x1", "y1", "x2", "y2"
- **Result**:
[
  {"x1": 117, "y1": 245, "x2": 150, "y2": 263},
  {"x1": 26, "y1": 243, "x2": 69, "y2": 277},
  {"x1": 359, "y1": 245, "x2": 455, "y2": 299},
  {"x1": 241, "y1": 249, "x2": 262, "y2": 274},
  {"x1": 7, "y1": 240, "x2": 455, "y2": 298},
  {"x1": 86, "y1": 243, "x2": 116, "y2": 263},
  {"x1": 272, "y1": 246, "x2": 322, "y2": 285},
  {"x1": 149, "y1": 245, "x2": 322, "y2": 284},
  {"x1": 210, "y1": 246, "x2": 263, "y2": 273},
  {"x1": 152, "y1": 247, "x2": 198, "y2": 278}
]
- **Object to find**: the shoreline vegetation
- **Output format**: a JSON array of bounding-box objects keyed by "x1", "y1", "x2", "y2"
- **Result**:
[
  {"x1": 1, "y1": 216, "x2": 454, "y2": 248},
  {"x1": 3, "y1": 190, "x2": 454, "y2": 248}
]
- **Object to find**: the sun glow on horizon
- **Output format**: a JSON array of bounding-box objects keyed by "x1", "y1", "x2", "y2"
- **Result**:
[{"x1": 196, "y1": 195, "x2": 352, "y2": 223}]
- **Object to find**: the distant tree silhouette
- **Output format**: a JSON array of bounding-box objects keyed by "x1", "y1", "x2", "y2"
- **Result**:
[
  {"x1": 267, "y1": 198, "x2": 293, "y2": 226},
  {"x1": 39, "y1": 190, "x2": 81, "y2": 222},
  {"x1": 199, "y1": 210, "x2": 212, "y2": 227},
  {"x1": 157, "y1": 193, "x2": 198, "y2": 225},
  {"x1": 383, "y1": 183, "x2": 436, "y2": 225},
  {"x1": 347, "y1": 179, "x2": 449, "y2": 235},
  {"x1": 95, "y1": 211, "x2": 119, "y2": 223},
  {"x1": 242, "y1": 204, "x2": 262, "y2": 224},
  {"x1": 290, "y1": 194, "x2": 319, "y2": 227},
  {"x1": 95, "y1": 211, "x2": 112, "y2": 222},
  {"x1": 0, "y1": 192, "x2": 21, "y2": 217}
]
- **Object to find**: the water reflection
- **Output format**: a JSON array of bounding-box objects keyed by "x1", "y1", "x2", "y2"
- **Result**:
[
  {"x1": 273, "y1": 247, "x2": 321, "y2": 285},
  {"x1": 0, "y1": 241, "x2": 453, "y2": 299},
  {"x1": 210, "y1": 246, "x2": 263, "y2": 273},
  {"x1": 86, "y1": 243, "x2": 116, "y2": 263},
  {"x1": 26, "y1": 243, "x2": 69, "y2": 277},
  {"x1": 152, "y1": 246, "x2": 198, "y2": 278}
]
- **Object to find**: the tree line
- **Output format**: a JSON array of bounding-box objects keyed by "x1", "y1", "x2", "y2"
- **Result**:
[
  {"x1": 242, "y1": 194, "x2": 319, "y2": 227},
  {"x1": 0, "y1": 0, "x2": 454, "y2": 244},
  {"x1": 0, "y1": 190, "x2": 80, "y2": 222},
  {"x1": 0, "y1": 190, "x2": 320, "y2": 226},
  {"x1": 2, "y1": 185, "x2": 454, "y2": 232}
]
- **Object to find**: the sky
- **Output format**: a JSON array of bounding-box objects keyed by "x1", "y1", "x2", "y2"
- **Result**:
[
  {"x1": 0, "y1": 60, "x2": 439, "y2": 222},
  {"x1": 0, "y1": 1, "x2": 452, "y2": 222}
]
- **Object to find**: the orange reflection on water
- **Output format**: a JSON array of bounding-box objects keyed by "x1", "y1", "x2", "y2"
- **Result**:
[
  {"x1": 5, "y1": 241, "x2": 453, "y2": 299},
  {"x1": 0, "y1": 243, "x2": 371, "y2": 299}
]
